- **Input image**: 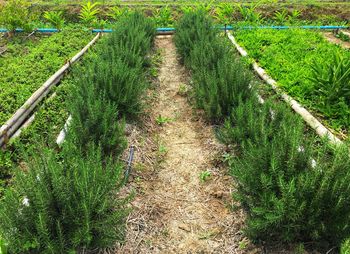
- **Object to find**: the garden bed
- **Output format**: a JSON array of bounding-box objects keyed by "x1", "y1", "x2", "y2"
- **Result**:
[
  {"x1": 234, "y1": 28, "x2": 350, "y2": 136},
  {"x1": 0, "y1": 27, "x2": 93, "y2": 126}
]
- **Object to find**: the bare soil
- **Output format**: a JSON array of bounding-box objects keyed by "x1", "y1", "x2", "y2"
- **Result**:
[
  {"x1": 323, "y1": 32, "x2": 350, "y2": 49},
  {"x1": 117, "y1": 36, "x2": 261, "y2": 253}
]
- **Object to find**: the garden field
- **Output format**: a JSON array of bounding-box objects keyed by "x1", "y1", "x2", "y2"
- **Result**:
[
  {"x1": 0, "y1": 0, "x2": 350, "y2": 254},
  {"x1": 234, "y1": 28, "x2": 350, "y2": 135}
]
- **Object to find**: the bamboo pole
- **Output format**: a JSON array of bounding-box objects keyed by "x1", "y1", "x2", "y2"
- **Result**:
[
  {"x1": 0, "y1": 33, "x2": 101, "y2": 148},
  {"x1": 227, "y1": 31, "x2": 342, "y2": 145}
]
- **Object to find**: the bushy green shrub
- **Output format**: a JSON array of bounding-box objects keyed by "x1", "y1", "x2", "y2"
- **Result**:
[
  {"x1": 67, "y1": 12, "x2": 155, "y2": 152},
  {"x1": 67, "y1": 76, "x2": 127, "y2": 157},
  {"x1": 90, "y1": 12, "x2": 154, "y2": 118},
  {"x1": 88, "y1": 54, "x2": 147, "y2": 118},
  {"x1": 0, "y1": 143, "x2": 128, "y2": 253},
  {"x1": 190, "y1": 47, "x2": 253, "y2": 122},
  {"x1": 174, "y1": 10, "x2": 216, "y2": 62},
  {"x1": 108, "y1": 11, "x2": 156, "y2": 63},
  {"x1": 222, "y1": 98, "x2": 350, "y2": 245},
  {"x1": 175, "y1": 11, "x2": 253, "y2": 122}
]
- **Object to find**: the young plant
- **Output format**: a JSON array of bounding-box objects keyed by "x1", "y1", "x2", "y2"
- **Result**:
[
  {"x1": 107, "y1": 6, "x2": 128, "y2": 21},
  {"x1": 153, "y1": 5, "x2": 173, "y2": 27},
  {"x1": 180, "y1": 5, "x2": 194, "y2": 15},
  {"x1": 93, "y1": 18, "x2": 108, "y2": 29},
  {"x1": 236, "y1": 2, "x2": 264, "y2": 24},
  {"x1": 158, "y1": 144, "x2": 168, "y2": 155},
  {"x1": 288, "y1": 10, "x2": 301, "y2": 24},
  {"x1": 195, "y1": 0, "x2": 214, "y2": 15},
  {"x1": 274, "y1": 9, "x2": 288, "y2": 25},
  {"x1": 79, "y1": 1, "x2": 100, "y2": 25},
  {"x1": 214, "y1": 3, "x2": 234, "y2": 24},
  {"x1": 309, "y1": 52, "x2": 350, "y2": 127},
  {"x1": 199, "y1": 170, "x2": 211, "y2": 182},
  {"x1": 177, "y1": 84, "x2": 188, "y2": 96},
  {"x1": 156, "y1": 115, "x2": 172, "y2": 125},
  {"x1": 43, "y1": 10, "x2": 65, "y2": 29}
]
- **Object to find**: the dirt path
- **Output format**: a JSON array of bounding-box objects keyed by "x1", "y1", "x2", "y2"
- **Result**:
[
  {"x1": 323, "y1": 32, "x2": 350, "y2": 49},
  {"x1": 118, "y1": 36, "x2": 260, "y2": 254}
]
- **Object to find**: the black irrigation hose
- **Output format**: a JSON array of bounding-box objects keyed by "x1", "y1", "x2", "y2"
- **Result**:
[{"x1": 124, "y1": 145, "x2": 135, "y2": 183}]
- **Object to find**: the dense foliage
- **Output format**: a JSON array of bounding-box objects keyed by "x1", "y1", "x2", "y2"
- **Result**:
[
  {"x1": 176, "y1": 11, "x2": 350, "y2": 251},
  {"x1": 234, "y1": 28, "x2": 350, "y2": 134},
  {"x1": 0, "y1": 27, "x2": 93, "y2": 126},
  {"x1": 0, "y1": 12, "x2": 155, "y2": 253},
  {"x1": 0, "y1": 144, "x2": 128, "y2": 253},
  {"x1": 67, "y1": 12, "x2": 155, "y2": 154},
  {"x1": 0, "y1": 0, "x2": 33, "y2": 32},
  {"x1": 175, "y1": 11, "x2": 254, "y2": 122}
]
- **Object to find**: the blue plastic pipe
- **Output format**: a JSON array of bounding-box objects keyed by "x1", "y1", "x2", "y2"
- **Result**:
[
  {"x1": 0, "y1": 25, "x2": 348, "y2": 34},
  {"x1": 0, "y1": 28, "x2": 59, "y2": 33},
  {"x1": 37, "y1": 28, "x2": 59, "y2": 33},
  {"x1": 91, "y1": 26, "x2": 233, "y2": 33}
]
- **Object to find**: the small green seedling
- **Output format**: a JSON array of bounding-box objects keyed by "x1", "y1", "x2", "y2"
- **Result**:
[
  {"x1": 199, "y1": 170, "x2": 211, "y2": 182},
  {"x1": 156, "y1": 115, "x2": 172, "y2": 125},
  {"x1": 238, "y1": 240, "x2": 248, "y2": 250},
  {"x1": 177, "y1": 84, "x2": 188, "y2": 96},
  {"x1": 295, "y1": 243, "x2": 305, "y2": 254},
  {"x1": 158, "y1": 144, "x2": 168, "y2": 155},
  {"x1": 150, "y1": 67, "x2": 158, "y2": 77}
]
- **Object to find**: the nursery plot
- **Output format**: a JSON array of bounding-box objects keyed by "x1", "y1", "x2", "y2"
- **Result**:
[
  {"x1": 234, "y1": 29, "x2": 350, "y2": 136},
  {"x1": 0, "y1": 27, "x2": 93, "y2": 127},
  {"x1": 0, "y1": 36, "x2": 102, "y2": 196}
]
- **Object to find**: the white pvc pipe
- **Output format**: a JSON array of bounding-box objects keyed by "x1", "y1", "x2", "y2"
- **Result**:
[
  {"x1": 226, "y1": 31, "x2": 342, "y2": 145},
  {"x1": 56, "y1": 115, "x2": 72, "y2": 146}
]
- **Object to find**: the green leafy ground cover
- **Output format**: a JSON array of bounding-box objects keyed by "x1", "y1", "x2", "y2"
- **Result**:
[
  {"x1": 234, "y1": 28, "x2": 350, "y2": 135},
  {"x1": 0, "y1": 26, "x2": 93, "y2": 126},
  {"x1": 0, "y1": 38, "x2": 101, "y2": 197},
  {"x1": 0, "y1": 35, "x2": 43, "y2": 59}
]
